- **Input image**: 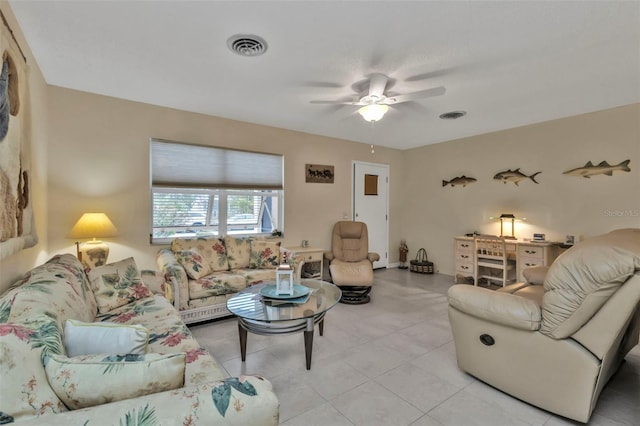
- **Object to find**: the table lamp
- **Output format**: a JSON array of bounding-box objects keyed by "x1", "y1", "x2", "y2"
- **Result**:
[
  {"x1": 499, "y1": 213, "x2": 516, "y2": 239},
  {"x1": 69, "y1": 213, "x2": 118, "y2": 269}
]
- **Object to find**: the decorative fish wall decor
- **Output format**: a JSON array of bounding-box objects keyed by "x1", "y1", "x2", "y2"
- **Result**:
[
  {"x1": 563, "y1": 160, "x2": 631, "y2": 178},
  {"x1": 442, "y1": 176, "x2": 477, "y2": 188},
  {"x1": 493, "y1": 169, "x2": 541, "y2": 186}
]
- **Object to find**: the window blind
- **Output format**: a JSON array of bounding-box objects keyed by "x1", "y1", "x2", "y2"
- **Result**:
[{"x1": 151, "y1": 139, "x2": 283, "y2": 189}]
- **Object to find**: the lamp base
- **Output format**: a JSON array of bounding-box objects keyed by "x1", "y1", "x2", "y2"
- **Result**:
[{"x1": 77, "y1": 241, "x2": 110, "y2": 269}]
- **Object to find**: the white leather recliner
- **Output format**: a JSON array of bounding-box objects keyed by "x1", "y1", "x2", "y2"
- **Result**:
[{"x1": 448, "y1": 228, "x2": 640, "y2": 423}]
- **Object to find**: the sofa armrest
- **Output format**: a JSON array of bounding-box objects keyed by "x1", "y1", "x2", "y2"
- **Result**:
[
  {"x1": 14, "y1": 376, "x2": 279, "y2": 426},
  {"x1": 157, "y1": 249, "x2": 189, "y2": 311},
  {"x1": 448, "y1": 285, "x2": 542, "y2": 331},
  {"x1": 367, "y1": 252, "x2": 380, "y2": 263}
]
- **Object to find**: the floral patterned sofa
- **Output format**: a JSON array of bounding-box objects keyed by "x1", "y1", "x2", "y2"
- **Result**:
[
  {"x1": 0, "y1": 254, "x2": 279, "y2": 425},
  {"x1": 157, "y1": 236, "x2": 285, "y2": 324}
]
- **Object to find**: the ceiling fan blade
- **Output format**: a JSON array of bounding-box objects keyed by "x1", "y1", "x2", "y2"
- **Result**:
[
  {"x1": 310, "y1": 95, "x2": 362, "y2": 105},
  {"x1": 368, "y1": 73, "x2": 388, "y2": 98},
  {"x1": 385, "y1": 86, "x2": 446, "y2": 104}
]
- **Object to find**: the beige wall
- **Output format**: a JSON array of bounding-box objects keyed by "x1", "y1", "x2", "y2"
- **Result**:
[
  {"x1": 0, "y1": 2, "x2": 637, "y2": 292},
  {"x1": 45, "y1": 87, "x2": 405, "y2": 272},
  {"x1": 401, "y1": 104, "x2": 640, "y2": 275},
  {"x1": 0, "y1": 2, "x2": 49, "y2": 292}
]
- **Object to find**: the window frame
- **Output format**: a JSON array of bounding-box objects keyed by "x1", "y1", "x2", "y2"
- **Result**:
[{"x1": 149, "y1": 139, "x2": 284, "y2": 245}]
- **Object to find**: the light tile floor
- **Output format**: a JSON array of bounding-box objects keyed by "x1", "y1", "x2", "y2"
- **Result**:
[{"x1": 190, "y1": 269, "x2": 640, "y2": 426}]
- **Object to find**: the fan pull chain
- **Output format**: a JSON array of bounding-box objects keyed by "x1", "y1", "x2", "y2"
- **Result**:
[{"x1": 370, "y1": 121, "x2": 376, "y2": 154}]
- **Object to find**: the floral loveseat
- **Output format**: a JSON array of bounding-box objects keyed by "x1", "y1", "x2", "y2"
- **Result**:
[
  {"x1": 0, "y1": 254, "x2": 279, "y2": 425},
  {"x1": 157, "y1": 236, "x2": 285, "y2": 324}
]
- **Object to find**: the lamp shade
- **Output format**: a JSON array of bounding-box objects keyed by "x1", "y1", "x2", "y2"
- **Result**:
[
  {"x1": 358, "y1": 104, "x2": 389, "y2": 122},
  {"x1": 69, "y1": 213, "x2": 118, "y2": 240}
]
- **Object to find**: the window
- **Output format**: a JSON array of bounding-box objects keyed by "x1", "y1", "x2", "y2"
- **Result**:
[{"x1": 150, "y1": 139, "x2": 283, "y2": 244}]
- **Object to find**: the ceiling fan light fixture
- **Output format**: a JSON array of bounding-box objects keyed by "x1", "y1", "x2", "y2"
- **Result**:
[{"x1": 358, "y1": 104, "x2": 389, "y2": 122}]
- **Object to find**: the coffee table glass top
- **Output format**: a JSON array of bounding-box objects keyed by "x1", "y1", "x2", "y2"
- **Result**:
[{"x1": 227, "y1": 279, "x2": 341, "y2": 322}]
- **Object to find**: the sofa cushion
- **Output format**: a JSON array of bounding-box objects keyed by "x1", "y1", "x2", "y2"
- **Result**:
[
  {"x1": 188, "y1": 272, "x2": 247, "y2": 299},
  {"x1": 44, "y1": 352, "x2": 185, "y2": 410},
  {"x1": 224, "y1": 236, "x2": 252, "y2": 269},
  {"x1": 236, "y1": 268, "x2": 277, "y2": 285},
  {"x1": 88, "y1": 257, "x2": 153, "y2": 314},
  {"x1": 3, "y1": 254, "x2": 97, "y2": 325},
  {"x1": 0, "y1": 316, "x2": 68, "y2": 421},
  {"x1": 249, "y1": 240, "x2": 281, "y2": 269},
  {"x1": 140, "y1": 269, "x2": 173, "y2": 303},
  {"x1": 64, "y1": 319, "x2": 149, "y2": 357},
  {"x1": 95, "y1": 295, "x2": 227, "y2": 385},
  {"x1": 172, "y1": 237, "x2": 230, "y2": 273},
  {"x1": 175, "y1": 248, "x2": 212, "y2": 279},
  {"x1": 542, "y1": 229, "x2": 640, "y2": 339}
]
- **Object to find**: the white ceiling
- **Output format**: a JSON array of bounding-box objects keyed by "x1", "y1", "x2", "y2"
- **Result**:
[{"x1": 9, "y1": 1, "x2": 640, "y2": 150}]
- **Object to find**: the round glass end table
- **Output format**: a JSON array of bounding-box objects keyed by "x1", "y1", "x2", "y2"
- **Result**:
[{"x1": 226, "y1": 279, "x2": 341, "y2": 370}]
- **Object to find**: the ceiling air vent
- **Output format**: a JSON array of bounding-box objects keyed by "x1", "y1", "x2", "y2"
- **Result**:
[
  {"x1": 227, "y1": 34, "x2": 268, "y2": 57},
  {"x1": 439, "y1": 111, "x2": 467, "y2": 120}
]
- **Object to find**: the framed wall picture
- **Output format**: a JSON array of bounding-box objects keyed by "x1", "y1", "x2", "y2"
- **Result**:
[
  {"x1": 306, "y1": 164, "x2": 334, "y2": 183},
  {"x1": 364, "y1": 174, "x2": 378, "y2": 195}
]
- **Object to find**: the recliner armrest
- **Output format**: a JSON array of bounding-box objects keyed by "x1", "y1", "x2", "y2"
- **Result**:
[
  {"x1": 448, "y1": 285, "x2": 542, "y2": 331},
  {"x1": 522, "y1": 266, "x2": 549, "y2": 285},
  {"x1": 324, "y1": 251, "x2": 334, "y2": 262},
  {"x1": 367, "y1": 252, "x2": 380, "y2": 263}
]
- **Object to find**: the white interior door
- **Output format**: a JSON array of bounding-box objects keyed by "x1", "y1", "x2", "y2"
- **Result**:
[{"x1": 353, "y1": 161, "x2": 389, "y2": 269}]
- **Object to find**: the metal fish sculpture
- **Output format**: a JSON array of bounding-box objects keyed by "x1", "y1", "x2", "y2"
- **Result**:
[
  {"x1": 493, "y1": 169, "x2": 541, "y2": 186},
  {"x1": 442, "y1": 176, "x2": 477, "y2": 187},
  {"x1": 563, "y1": 160, "x2": 631, "y2": 178}
]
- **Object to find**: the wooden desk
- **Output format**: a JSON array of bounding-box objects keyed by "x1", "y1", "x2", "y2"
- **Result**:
[{"x1": 454, "y1": 236, "x2": 561, "y2": 284}]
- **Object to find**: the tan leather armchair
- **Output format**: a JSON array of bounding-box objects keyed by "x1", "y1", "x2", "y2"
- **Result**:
[
  {"x1": 448, "y1": 228, "x2": 640, "y2": 423},
  {"x1": 324, "y1": 221, "x2": 380, "y2": 304}
]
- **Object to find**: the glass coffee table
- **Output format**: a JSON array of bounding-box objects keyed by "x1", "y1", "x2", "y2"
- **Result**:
[{"x1": 226, "y1": 279, "x2": 341, "y2": 370}]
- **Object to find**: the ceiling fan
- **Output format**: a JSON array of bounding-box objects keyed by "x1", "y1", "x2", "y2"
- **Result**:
[{"x1": 310, "y1": 73, "x2": 446, "y2": 122}]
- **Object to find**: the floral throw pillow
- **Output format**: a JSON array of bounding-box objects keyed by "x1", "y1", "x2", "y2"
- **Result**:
[
  {"x1": 175, "y1": 248, "x2": 212, "y2": 279},
  {"x1": 88, "y1": 257, "x2": 152, "y2": 314},
  {"x1": 249, "y1": 240, "x2": 281, "y2": 269},
  {"x1": 44, "y1": 352, "x2": 185, "y2": 409},
  {"x1": 0, "y1": 316, "x2": 68, "y2": 421},
  {"x1": 224, "y1": 236, "x2": 252, "y2": 269},
  {"x1": 207, "y1": 239, "x2": 230, "y2": 272}
]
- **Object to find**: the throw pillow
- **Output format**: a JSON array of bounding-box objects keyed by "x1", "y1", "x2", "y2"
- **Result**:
[
  {"x1": 44, "y1": 352, "x2": 186, "y2": 410},
  {"x1": 87, "y1": 257, "x2": 152, "y2": 314},
  {"x1": 64, "y1": 319, "x2": 149, "y2": 357},
  {"x1": 0, "y1": 316, "x2": 68, "y2": 421},
  {"x1": 249, "y1": 240, "x2": 281, "y2": 269},
  {"x1": 140, "y1": 269, "x2": 167, "y2": 295},
  {"x1": 224, "y1": 236, "x2": 252, "y2": 269},
  {"x1": 207, "y1": 238, "x2": 230, "y2": 272},
  {"x1": 175, "y1": 248, "x2": 212, "y2": 279}
]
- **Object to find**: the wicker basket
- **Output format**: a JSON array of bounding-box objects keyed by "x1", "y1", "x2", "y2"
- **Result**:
[{"x1": 410, "y1": 248, "x2": 434, "y2": 274}]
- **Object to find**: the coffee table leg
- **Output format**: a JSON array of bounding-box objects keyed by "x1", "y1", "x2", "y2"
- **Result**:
[
  {"x1": 304, "y1": 318, "x2": 314, "y2": 370},
  {"x1": 319, "y1": 318, "x2": 324, "y2": 336},
  {"x1": 238, "y1": 321, "x2": 247, "y2": 362}
]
